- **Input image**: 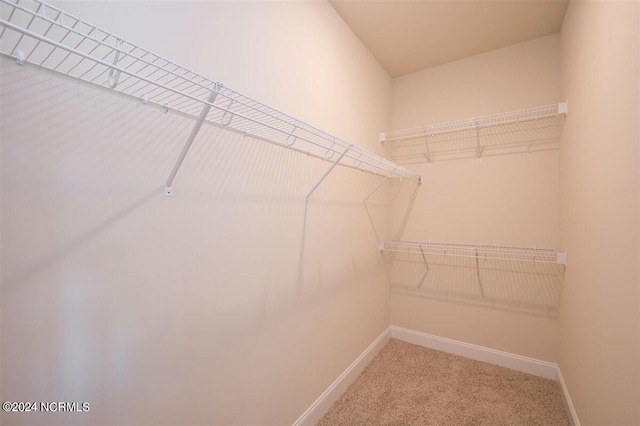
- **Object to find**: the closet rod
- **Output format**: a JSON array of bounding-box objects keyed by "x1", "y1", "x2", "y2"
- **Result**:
[
  {"x1": 0, "y1": 0, "x2": 421, "y2": 194},
  {"x1": 379, "y1": 241, "x2": 567, "y2": 265}
]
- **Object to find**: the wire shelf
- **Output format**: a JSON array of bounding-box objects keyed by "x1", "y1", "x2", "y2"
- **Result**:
[
  {"x1": 381, "y1": 103, "x2": 567, "y2": 142},
  {"x1": 380, "y1": 103, "x2": 567, "y2": 164},
  {"x1": 0, "y1": 0, "x2": 420, "y2": 186},
  {"x1": 382, "y1": 239, "x2": 565, "y2": 316},
  {"x1": 379, "y1": 240, "x2": 566, "y2": 265}
]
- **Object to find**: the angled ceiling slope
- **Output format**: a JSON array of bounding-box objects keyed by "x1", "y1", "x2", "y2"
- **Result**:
[{"x1": 330, "y1": 0, "x2": 569, "y2": 78}]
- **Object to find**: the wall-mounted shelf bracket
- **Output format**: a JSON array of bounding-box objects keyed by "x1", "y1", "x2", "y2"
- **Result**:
[
  {"x1": 12, "y1": 49, "x2": 24, "y2": 65},
  {"x1": 558, "y1": 101, "x2": 568, "y2": 115},
  {"x1": 107, "y1": 38, "x2": 122, "y2": 89},
  {"x1": 475, "y1": 119, "x2": 483, "y2": 163},
  {"x1": 164, "y1": 86, "x2": 219, "y2": 196},
  {"x1": 557, "y1": 252, "x2": 567, "y2": 265},
  {"x1": 424, "y1": 132, "x2": 432, "y2": 164},
  {"x1": 363, "y1": 167, "x2": 396, "y2": 204},
  {"x1": 417, "y1": 246, "x2": 431, "y2": 287},
  {"x1": 474, "y1": 246, "x2": 486, "y2": 296},
  {"x1": 305, "y1": 146, "x2": 351, "y2": 204}
]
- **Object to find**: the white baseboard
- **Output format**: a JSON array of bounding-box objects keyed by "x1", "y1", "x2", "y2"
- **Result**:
[
  {"x1": 293, "y1": 325, "x2": 580, "y2": 426},
  {"x1": 390, "y1": 326, "x2": 558, "y2": 380},
  {"x1": 292, "y1": 326, "x2": 391, "y2": 426},
  {"x1": 556, "y1": 365, "x2": 581, "y2": 426}
]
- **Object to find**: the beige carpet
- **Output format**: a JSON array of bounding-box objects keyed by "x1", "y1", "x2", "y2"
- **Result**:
[{"x1": 317, "y1": 339, "x2": 569, "y2": 426}]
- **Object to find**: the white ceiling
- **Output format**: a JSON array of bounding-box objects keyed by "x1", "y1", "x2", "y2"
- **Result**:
[{"x1": 329, "y1": 0, "x2": 569, "y2": 77}]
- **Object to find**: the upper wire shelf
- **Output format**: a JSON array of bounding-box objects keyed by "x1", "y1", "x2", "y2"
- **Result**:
[
  {"x1": 0, "y1": 0, "x2": 420, "y2": 192},
  {"x1": 380, "y1": 102, "x2": 567, "y2": 164},
  {"x1": 379, "y1": 240, "x2": 566, "y2": 265}
]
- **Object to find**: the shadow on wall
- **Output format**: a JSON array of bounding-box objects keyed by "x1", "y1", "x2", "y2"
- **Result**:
[
  {"x1": 384, "y1": 250, "x2": 564, "y2": 318},
  {"x1": 384, "y1": 115, "x2": 563, "y2": 165},
  {"x1": 1, "y1": 187, "x2": 164, "y2": 292},
  {"x1": 389, "y1": 177, "x2": 421, "y2": 240},
  {"x1": 1, "y1": 56, "x2": 391, "y2": 343}
]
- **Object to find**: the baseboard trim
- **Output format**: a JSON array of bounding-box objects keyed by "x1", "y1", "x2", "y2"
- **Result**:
[
  {"x1": 293, "y1": 325, "x2": 580, "y2": 425},
  {"x1": 556, "y1": 365, "x2": 581, "y2": 426},
  {"x1": 292, "y1": 326, "x2": 392, "y2": 426},
  {"x1": 390, "y1": 326, "x2": 557, "y2": 380}
]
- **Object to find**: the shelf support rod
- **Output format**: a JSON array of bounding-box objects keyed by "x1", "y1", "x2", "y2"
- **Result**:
[
  {"x1": 305, "y1": 145, "x2": 351, "y2": 204},
  {"x1": 475, "y1": 247, "x2": 485, "y2": 297},
  {"x1": 475, "y1": 247, "x2": 481, "y2": 282},
  {"x1": 363, "y1": 167, "x2": 396, "y2": 204},
  {"x1": 417, "y1": 246, "x2": 430, "y2": 287},
  {"x1": 424, "y1": 132, "x2": 432, "y2": 164},
  {"x1": 475, "y1": 118, "x2": 483, "y2": 163},
  {"x1": 107, "y1": 38, "x2": 122, "y2": 89},
  {"x1": 164, "y1": 86, "x2": 219, "y2": 196},
  {"x1": 420, "y1": 246, "x2": 430, "y2": 273}
]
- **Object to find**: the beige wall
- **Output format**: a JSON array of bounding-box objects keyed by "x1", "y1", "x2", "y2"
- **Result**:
[
  {"x1": 3, "y1": 2, "x2": 638, "y2": 425},
  {"x1": 389, "y1": 35, "x2": 563, "y2": 361},
  {"x1": 0, "y1": 2, "x2": 392, "y2": 425},
  {"x1": 558, "y1": 1, "x2": 640, "y2": 424}
]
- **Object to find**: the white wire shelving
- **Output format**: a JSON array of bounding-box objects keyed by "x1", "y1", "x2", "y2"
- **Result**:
[
  {"x1": 0, "y1": 0, "x2": 421, "y2": 199},
  {"x1": 379, "y1": 240, "x2": 567, "y2": 266},
  {"x1": 379, "y1": 239, "x2": 566, "y2": 294},
  {"x1": 380, "y1": 240, "x2": 566, "y2": 315},
  {"x1": 380, "y1": 102, "x2": 568, "y2": 164}
]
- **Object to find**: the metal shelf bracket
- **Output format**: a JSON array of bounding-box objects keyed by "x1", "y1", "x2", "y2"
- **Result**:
[
  {"x1": 424, "y1": 132, "x2": 432, "y2": 165},
  {"x1": 557, "y1": 252, "x2": 567, "y2": 265},
  {"x1": 363, "y1": 167, "x2": 396, "y2": 204},
  {"x1": 164, "y1": 86, "x2": 219, "y2": 196},
  {"x1": 305, "y1": 146, "x2": 351, "y2": 204},
  {"x1": 12, "y1": 49, "x2": 24, "y2": 65},
  {"x1": 475, "y1": 119, "x2": 483, "y2": 163},
  {"x1": 107, "y1": 38, "x2": 122, "y2": 89},
  {"x1": 417, "y1": 246, "x2": 431, "y2": 287},
  {"x1": 558, "y1": 101, "x2": 568, "y2": 115}
]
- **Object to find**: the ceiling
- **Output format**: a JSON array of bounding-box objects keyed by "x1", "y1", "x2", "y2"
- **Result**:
[{"x1": 329, "y1": 0, "x2": 569, "y2": 78}]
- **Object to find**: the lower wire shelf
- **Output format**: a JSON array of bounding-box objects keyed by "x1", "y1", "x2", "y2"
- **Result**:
[
  {"x1": 379, "y1": 240, "x2": 566, "y2": 316},
  {"x1": 379, "y1": 240, "x2": 566, "y2": 265}
]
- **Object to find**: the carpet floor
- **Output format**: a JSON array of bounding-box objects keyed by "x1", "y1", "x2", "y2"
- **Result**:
[{"x1": 317, "y1": 339, "x2": 569, "y2": 426}]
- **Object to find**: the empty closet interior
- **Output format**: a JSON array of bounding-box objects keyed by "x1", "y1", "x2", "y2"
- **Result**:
[{"x1": 1, "y1": 1, "x2": 638, "y2": 425}]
